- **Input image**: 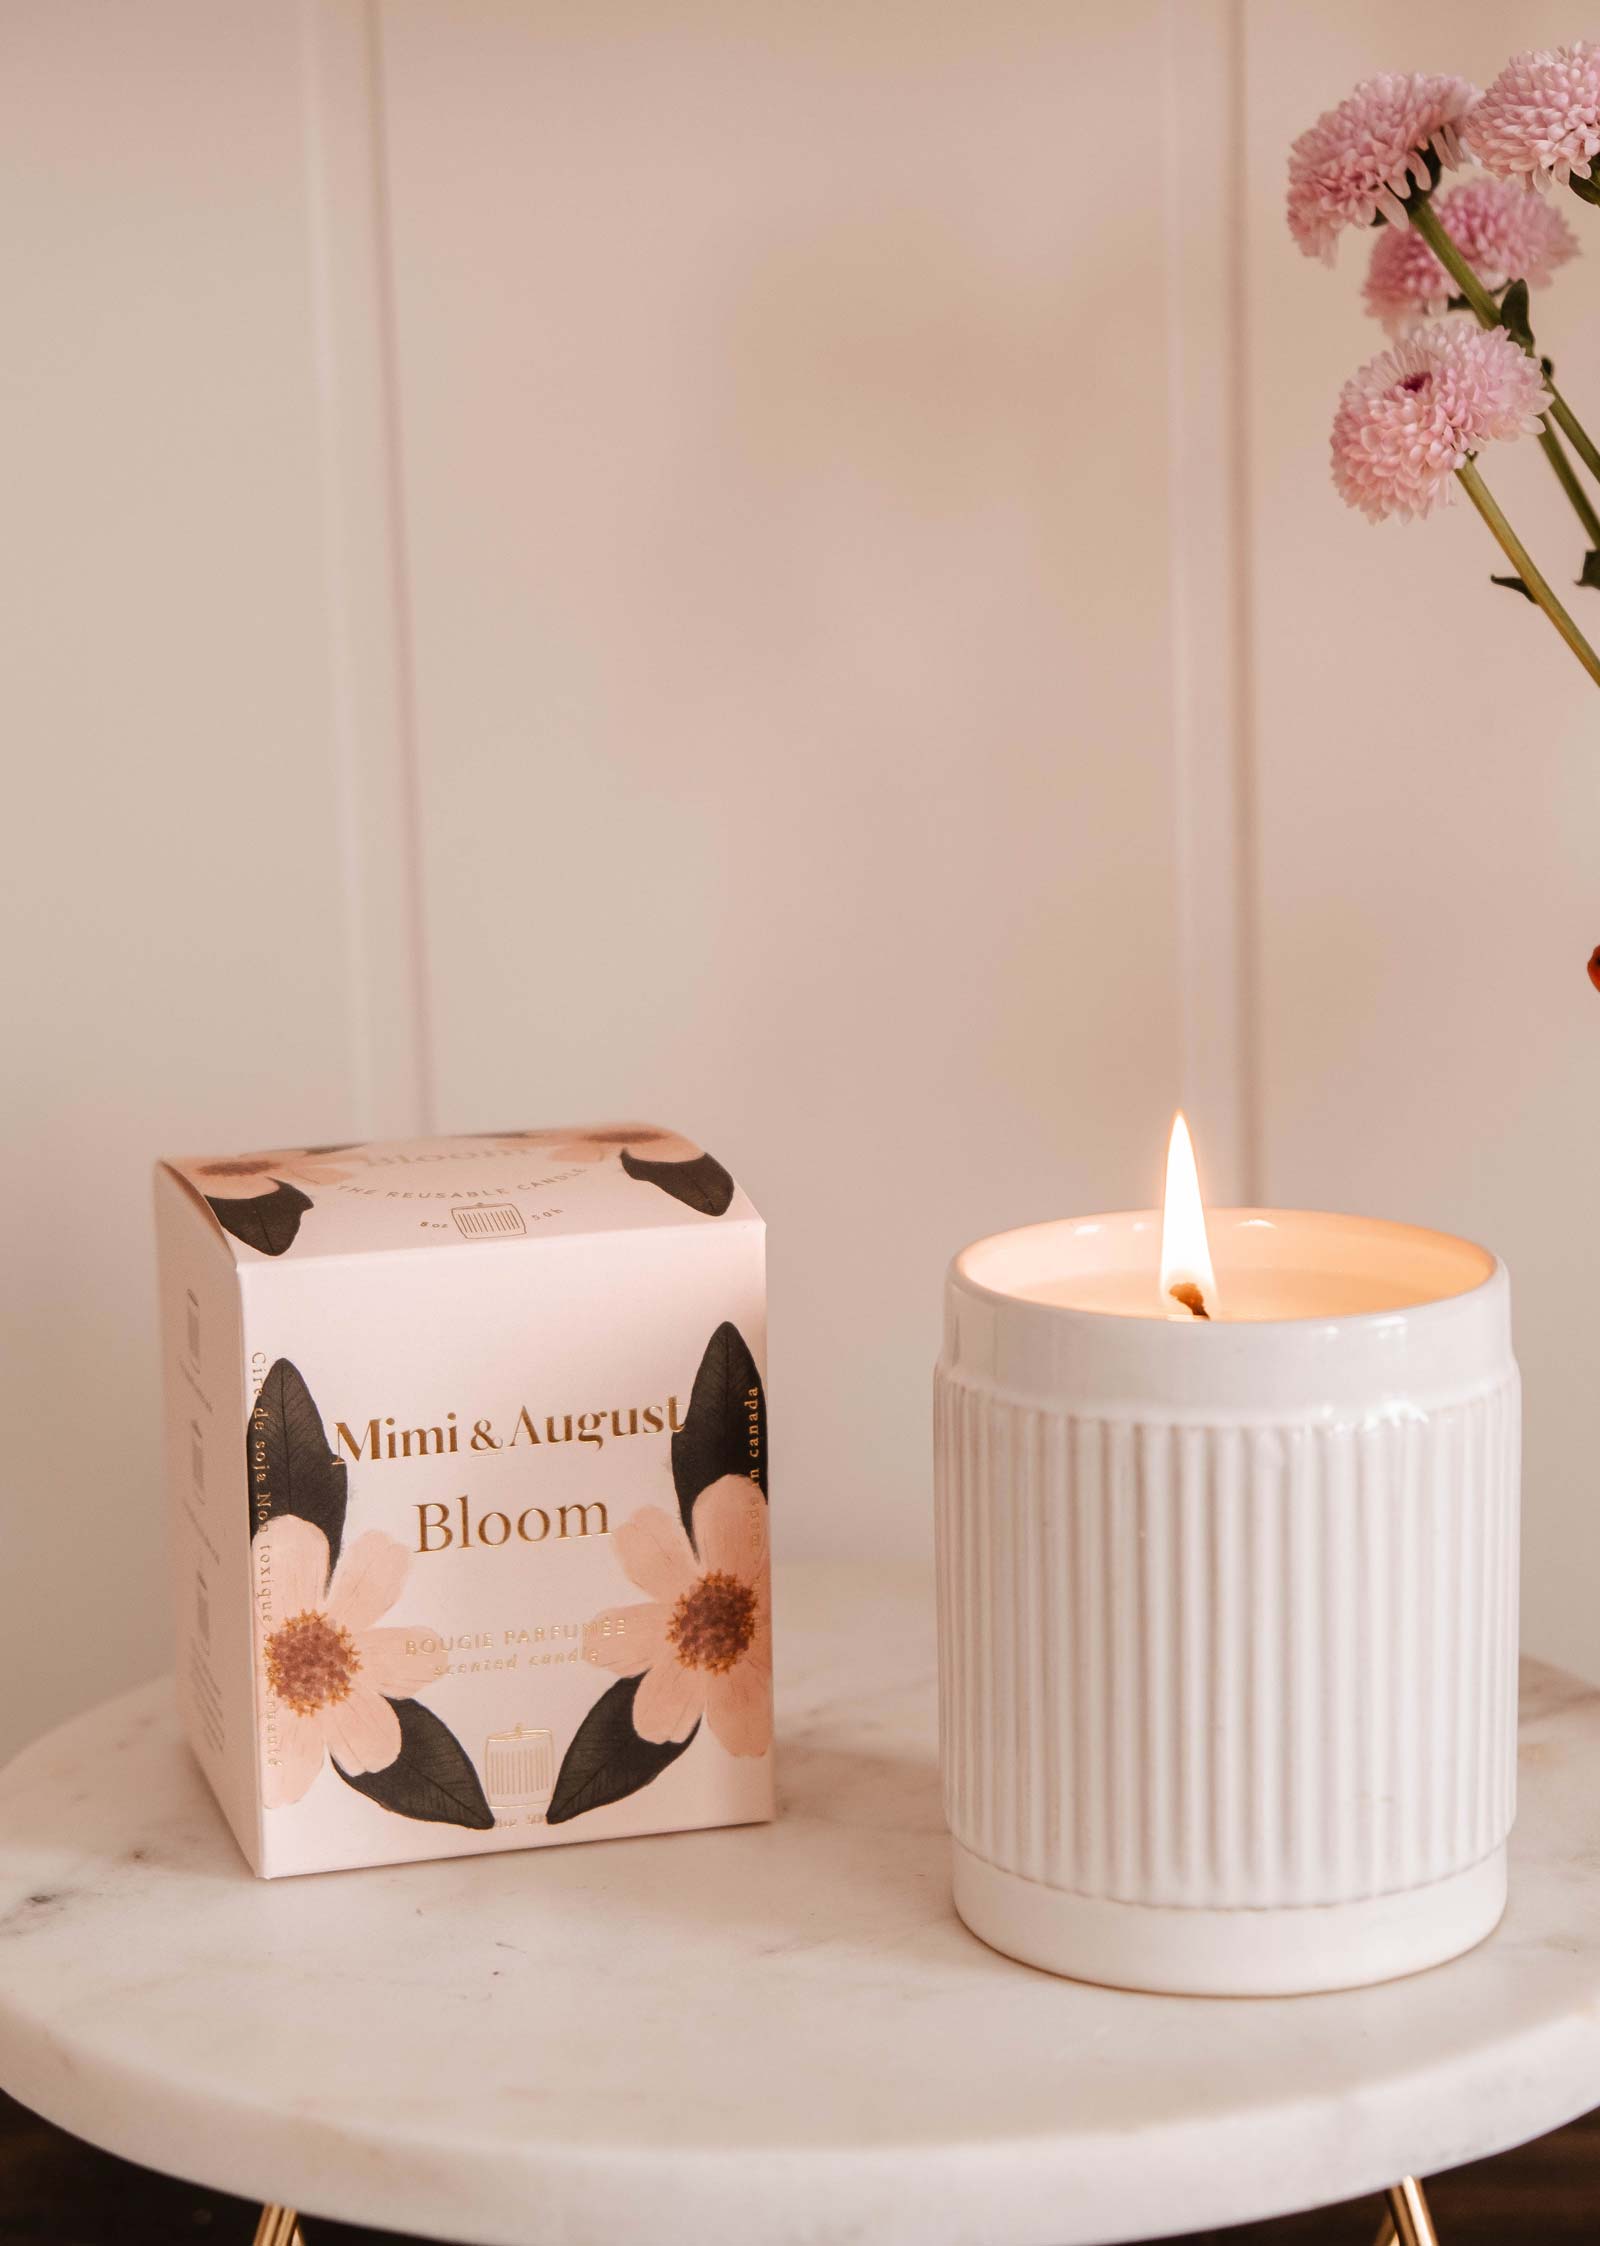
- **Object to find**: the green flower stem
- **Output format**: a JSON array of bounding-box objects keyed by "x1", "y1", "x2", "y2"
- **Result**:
[
  {"x1": 1410, "y1": 195, "x2": 1600, "y2": 503},
  {"x1": 1408, "y1": 196, "x2": 1501, "y2": 322},
  {"x1": 1538, "y1": 422, "x2": 1600, "y2": 546},
  {"x1": 1546, "y1": 386, "x2": 1600, "y2": 492},
  {"x1": 1456, "y1": 458, "x2": 1600, "y2": 689}
]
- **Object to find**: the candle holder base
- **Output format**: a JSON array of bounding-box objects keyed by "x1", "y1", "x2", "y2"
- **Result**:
[{"x1": 951, "y1": 1839, "x2": 1507, "y2": 1996}]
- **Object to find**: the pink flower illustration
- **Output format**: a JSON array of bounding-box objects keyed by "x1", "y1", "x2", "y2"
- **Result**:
[
  {"x1": 1470, "y1": 44, "x2": 1600, "y2": 190},
  {"x1": 1288, "y1": 72, "x2": 1477, "y2": 263},
  {"x1": 256, "y1": 1515, "x2": 448, "y2": 1808},
  {"x1": 583, "y1": 1477, "x2": 771, "y2": 1757},
  {"x1": 507, "y1": 1123, "x2": 703, "y2": 1168},
  {"x1": 1363, "y1": 176, "x2": 1577, "y2": 334},
  {"x1": 183, "y1": 1148, "x2": 355, "y2": 1201},
  {"x1": 1330, "y1": 321, "x2": 1549, "y2": 522}
]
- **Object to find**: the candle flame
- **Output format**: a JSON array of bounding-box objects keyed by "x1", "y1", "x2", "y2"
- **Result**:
[{"x1": 1160, "y1": 1112, "x2": 1218, "y2": 1318}]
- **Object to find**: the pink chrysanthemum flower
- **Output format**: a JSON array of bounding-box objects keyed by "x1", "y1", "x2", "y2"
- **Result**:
[
  {"x1": 1469, "y1": 44, "x2": 1600, "y2": 189},
  {"x1": 1330, "y1": 322, "x2": 1549, "y2": 522},
  {"x1": 1288, "y1": 72, "x2": 1478, "y2": 262},
  {"x1": 1363, "y1": 176, "x2": 1578, "y2": 333}
]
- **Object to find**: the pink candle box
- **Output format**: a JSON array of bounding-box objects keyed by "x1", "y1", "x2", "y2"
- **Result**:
[{"x1": 153, "y1": 1124, "x2": 770, "y2": 1877}]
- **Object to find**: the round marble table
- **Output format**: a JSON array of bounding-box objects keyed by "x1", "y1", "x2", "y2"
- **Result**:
[{"x1": 3, "y1": 1564, "x2": 1600, "y2": 2246}]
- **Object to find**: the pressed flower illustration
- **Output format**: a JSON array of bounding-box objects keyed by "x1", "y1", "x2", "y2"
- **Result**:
[
  {"x1": 183, "y1": 1148, "x2": 355, "y2": 1200},
  {"x1": 548, "y1": 1320, "x2": 768, "y2": 1824},
  {"x1": 248, "y1": 1358, "x2": 493, "y2": 1830},
  {"x1": 177, "y1": 1146, "x2": 361, "y2": 1256},
  {"x1": 495, "y1": 1121, "x2": 703, "y2": 1166},
  {"x1": 490, "y1": 1121, "x2": 736, "y2": 1217},
  {"x1": 256, "y1": 1514, "x2": 449, "y2": 1807},
  {"x1": 583, "y1": 1477, "x2": 772, "y2": 1757}
]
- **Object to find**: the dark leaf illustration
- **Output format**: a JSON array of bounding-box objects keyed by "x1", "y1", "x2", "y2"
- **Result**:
[
  {"x1": 1579, "y1": 549, "x2": 1600, "y2": 591},
  {"x1": 1489, "y1": 573, "x2": 1535, "y2": 603},
  {"x1": 207, "y1": 1180, "x2": 312, "y2": 1256},
  {"x1": 547, "y1": 1675, "x2": 697, "y2": 1825},
  {"x1": 671, "y1": 1319, "x2": 767, "y2": 1543},
  {"x1": 335, "y1": 1698, "x2": 495, "y2": 1829},
  {"x1": 247, "y1": 1358, "x2": 348, "y2": 1569},
  {"x1": 619, "y1": 1147, "x2": 734, "y2": 1216}
]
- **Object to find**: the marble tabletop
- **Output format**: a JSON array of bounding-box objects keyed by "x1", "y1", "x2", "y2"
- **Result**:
[{"x1": 3, "y1": 1563, "x2": 1600, "y2": 2246}]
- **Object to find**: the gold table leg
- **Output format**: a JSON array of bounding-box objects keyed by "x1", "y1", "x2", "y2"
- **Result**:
[
  {"x1": 256, "y1": 2173, "x2": 1438, "y2": 2246},
  {"x1": 1373, "y1": 2174, "x2": 1439, "y2": 2246},
  {"x1": 252, "y1": 2209, "x2": 305, "y2": 2246}
]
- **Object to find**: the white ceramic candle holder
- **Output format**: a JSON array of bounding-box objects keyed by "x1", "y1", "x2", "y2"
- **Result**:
[{"x1": 934, "y1": 1210, "x2": 1520, "y2": 1996}]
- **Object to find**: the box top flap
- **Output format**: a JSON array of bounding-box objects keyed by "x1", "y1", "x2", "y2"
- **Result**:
[{"x1": 159, "y1": 1125, "x2": 760, "y2": 1263}]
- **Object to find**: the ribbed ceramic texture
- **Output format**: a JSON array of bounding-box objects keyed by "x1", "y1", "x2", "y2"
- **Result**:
[{"x1": 934, "y1": 1374, "x2": 1520, "y2": 1911}]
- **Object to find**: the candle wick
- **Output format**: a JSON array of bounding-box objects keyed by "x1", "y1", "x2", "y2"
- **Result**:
[{"x1": 1169, "y1": 1281, "x2": 1210, "y2": 1320}]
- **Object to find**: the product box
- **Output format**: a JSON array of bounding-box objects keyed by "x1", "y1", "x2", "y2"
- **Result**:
[{"x1": 154, "y1": 1124, "x2": 770, "y2": 1877}]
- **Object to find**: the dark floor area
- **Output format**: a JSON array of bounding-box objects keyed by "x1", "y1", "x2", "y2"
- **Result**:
[{"x1": 3, "y1": 2088, "x2": 1598, "y2": 2244}]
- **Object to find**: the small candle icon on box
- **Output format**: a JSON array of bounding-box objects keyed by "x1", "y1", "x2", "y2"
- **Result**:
[
  {"x1": 452, "y1": 1204, "x2": 527, "y2": 1239},
  {"x1": 484, "y1": 1724, "x2": 555, "y2": 1819}
]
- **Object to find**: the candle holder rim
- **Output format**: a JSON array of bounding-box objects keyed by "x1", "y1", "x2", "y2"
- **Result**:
[{"x1": 949, "y1": 1205, "x2": 1503, "y2": 1330}]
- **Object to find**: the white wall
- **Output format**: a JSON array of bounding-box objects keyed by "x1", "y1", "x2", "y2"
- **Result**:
[
  {"x1": 4, "y1": 0, "x2": 1595, "y2": 1759},
  {"x1": 1246, "y1": 0, "x2": 1600, "y2": 1689},
  {"x1": 1, "y1": 2, "x2": 428, "y2": 1761},
  {"x1": 377, "y1": 0, "x2": 1245, "y2": 1573}
]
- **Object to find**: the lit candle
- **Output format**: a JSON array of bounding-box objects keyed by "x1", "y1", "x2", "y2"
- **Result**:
[
  {"x1": 1160, "y1": 1110, "x2": 1217, "y2": 1318},
  {"x1": 933, "y1": 1118, "x2": 1521, "y2": 1996},
  {"x1": 1002, "y1": 1112, "x2": 1499, "y2": 1325}
]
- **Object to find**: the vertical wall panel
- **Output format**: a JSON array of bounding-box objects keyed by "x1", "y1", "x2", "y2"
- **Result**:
[
  {"x1": 0, "y1": 1, "x2": 422, "y2": 1756},
  {"x1": 378, "y1": 0, "x2": 1207, "y2": 1562},
  {"x1": 1245, "y1": 3, "x2": 1600, "y2": 1682}
]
